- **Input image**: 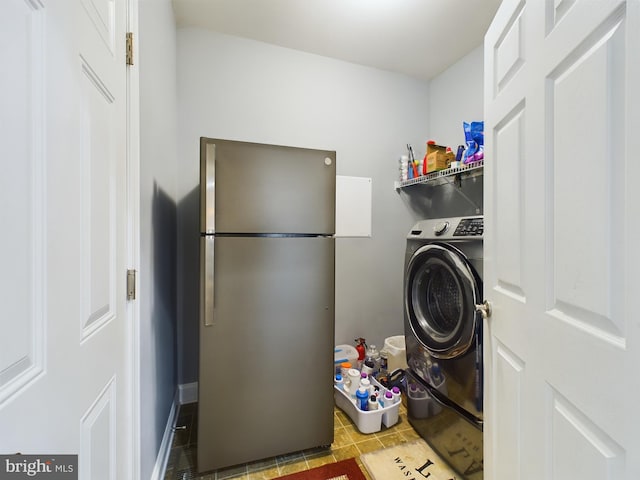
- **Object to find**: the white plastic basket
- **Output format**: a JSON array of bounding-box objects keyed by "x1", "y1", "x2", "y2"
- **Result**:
[{"x1": 334, "y1": 376, "x2": 400, "y2": 434}]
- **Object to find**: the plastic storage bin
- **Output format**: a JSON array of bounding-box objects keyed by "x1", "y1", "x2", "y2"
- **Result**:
[
  {"x1": 406, "y1": 374, "x2": 447, "y2": 419},
  {"x1": 334, "y1": 376, "x2": 400, "y2": 434},
  {"x1": 383, "y1": 335, "x2": 408, "y2": 373},
  {"x1": 334, "y1": 344, "x2": 358, "y2": 370}
]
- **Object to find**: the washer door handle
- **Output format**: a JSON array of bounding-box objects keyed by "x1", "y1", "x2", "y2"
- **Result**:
[{"x1": 476, "y1": 300, "x2": 492, "y2": 319}]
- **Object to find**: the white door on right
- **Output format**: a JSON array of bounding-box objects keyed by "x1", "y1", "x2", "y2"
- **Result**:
[{"x1": 484, "y1": 0, "x2": 640, "y2": 479}]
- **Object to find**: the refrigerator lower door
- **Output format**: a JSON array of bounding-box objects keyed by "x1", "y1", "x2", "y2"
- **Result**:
[{"x1": 198, "y1": 235, "x2": 335, "y2": 472}]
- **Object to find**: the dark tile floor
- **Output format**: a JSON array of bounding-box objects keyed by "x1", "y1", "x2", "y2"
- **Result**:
[{"x1": 164, "y1": 400, "x2": 421, "y2": 480}]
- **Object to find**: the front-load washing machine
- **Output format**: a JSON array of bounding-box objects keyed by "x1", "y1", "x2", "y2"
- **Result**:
[{"x1": 403, "y1": 215, "x2": 484, "y2": 480}]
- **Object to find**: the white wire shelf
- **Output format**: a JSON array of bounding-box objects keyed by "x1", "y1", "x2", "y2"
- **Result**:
[{"x1": 394, "y1": 159, "x2": 484, "y2": 189}]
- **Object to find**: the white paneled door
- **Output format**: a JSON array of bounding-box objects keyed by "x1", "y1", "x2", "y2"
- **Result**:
[
  {"x1": 484, "y1": 0, "x2": 640, "y2": 478},
  {"x1": 0, "y1": 1, "x2": 132, "y2": 479}
]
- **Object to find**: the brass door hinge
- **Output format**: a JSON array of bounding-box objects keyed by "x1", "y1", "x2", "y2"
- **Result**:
[
  {"x1": 126, "y1": 32, "x2": 134, "y2": 65},
  {"x1": 127, "y1": 269, "x2": 136, "y2": 300}
]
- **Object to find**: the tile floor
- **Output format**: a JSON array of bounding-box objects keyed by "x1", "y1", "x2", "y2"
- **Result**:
[{"x1": 164, "y1": 400, "x2": 422, "y2": 480}]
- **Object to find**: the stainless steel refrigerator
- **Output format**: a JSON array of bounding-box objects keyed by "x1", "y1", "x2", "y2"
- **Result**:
[{"x1": 197, "y1": 138, "x2": 336, "y2": 473}]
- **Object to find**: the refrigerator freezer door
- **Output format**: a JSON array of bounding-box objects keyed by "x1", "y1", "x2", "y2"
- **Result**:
[
  {"x1": 200, "y1": 140, "x2": 216, "y2": 234},
  {"x1": 198, "y1": 236, "x2": 335, "y2": 472},
  {"x1": 200, "y1": 138, "x2": 336, "y2": 235}
]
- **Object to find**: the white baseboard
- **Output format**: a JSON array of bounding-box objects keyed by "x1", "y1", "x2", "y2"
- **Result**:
[
  {"x1": 150, "y1": 383, "x2": 198, "y2": 480},
  {"x1": 178, "y1": 381, "x2": 198, "y2": 404},
  {"x1": 150, "y1": 391, "x2": 179, "y2": 480}
]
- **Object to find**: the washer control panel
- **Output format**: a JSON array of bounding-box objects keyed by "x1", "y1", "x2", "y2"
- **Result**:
[
  {"x1": 453, "y1": 217, "x2": 484, "y2": 237},
  {"x1": 408, "y1": 216, "x2": 483, "y2": 240}
]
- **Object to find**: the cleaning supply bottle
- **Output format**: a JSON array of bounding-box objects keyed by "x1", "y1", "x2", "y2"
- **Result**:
[
  {"x1": 391, "y1": 386, "x2": 401, "y2": 404},
  {"x1": 378, "y1": 350, "x2": 388, "y2": 380},
  {"x1": 359, "y1": 377, "x2": 371, "y2": 392},
  {"x1": 347, "y1": 369, "x2": 361, "y2": 398},
  {"x1": 414, "y1": 157, "x2": 420, "y2": 177},
  {"x1": 364, "y1": 344, "x2": 380, "y2": 377},
  {"x1": 382, "y1": 390, "x2": 394, "y2": 407},
  {"x1": 372, "y1": 385, "x2": 381, "y2": 398},
  {"x1": 361, "y1": 358, "x2": 375, "y2": 376},
  {"x1": 356, "y1": 387, "x2": 369, "y2": 411},
  {"x1": 368, "y1": 395, "x2": 379, "y2": 411},
  {"x1": 430, "y1": 362, "x2": 443, "y2": 385},
  {"x1": 334, "y1": 374, "x2": 345, "y2": 390}
]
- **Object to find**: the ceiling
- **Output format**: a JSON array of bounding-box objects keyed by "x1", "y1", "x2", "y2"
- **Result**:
[{"x1": 172, "y1": 0, "x2": 502, "y2": 81}]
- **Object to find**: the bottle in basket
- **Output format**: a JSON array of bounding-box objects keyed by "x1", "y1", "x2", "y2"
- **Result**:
[
  {"x1": 363, "y1": 344, "x2": 380, "y2": 377},
  {"x1": 356, "y1": 387, "x2": 369, "y2": 411}
]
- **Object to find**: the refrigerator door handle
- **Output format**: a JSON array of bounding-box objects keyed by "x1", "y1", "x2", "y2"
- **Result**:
[
  {"x1": 200, "y1": 139, "x2": 216, "y2": 234},
  {"x1": 202, "y1": 235, "x2": 215, "y2": 327}
]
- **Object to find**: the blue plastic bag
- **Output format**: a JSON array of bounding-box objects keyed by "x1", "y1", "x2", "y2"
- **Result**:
[{"x1": 462, "y1": 121, "x2": 484, "y2": 164}]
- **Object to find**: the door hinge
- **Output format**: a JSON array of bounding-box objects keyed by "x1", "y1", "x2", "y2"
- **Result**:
[
  {"x1": 126, "y1": 32, "x2": 134, "y2": 66},
  {"x1": 127, "y1": 269, "x2": 136, "y2": 300}
]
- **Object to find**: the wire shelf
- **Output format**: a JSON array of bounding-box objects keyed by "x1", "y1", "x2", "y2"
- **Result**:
[{"x1": 395, "y1": 159, "x2": 484, "y2": 189}]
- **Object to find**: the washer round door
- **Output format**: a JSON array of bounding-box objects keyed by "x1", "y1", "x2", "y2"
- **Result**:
[{"x1": 405, "y1": 243, "x2": 481, "y2": 359}]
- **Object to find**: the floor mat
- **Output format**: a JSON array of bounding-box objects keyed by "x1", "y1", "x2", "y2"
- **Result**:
[
  {"x1": 360, "y1": 440, "x2": 459, "y2": 480},
  {"x1": 272, "y1": 457, "x2": 366, "y2": 480}
]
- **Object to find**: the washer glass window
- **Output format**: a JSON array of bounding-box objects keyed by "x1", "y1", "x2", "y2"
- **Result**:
[{"x1": 406, "y1": 244, "x2": 479, "y2": 359}]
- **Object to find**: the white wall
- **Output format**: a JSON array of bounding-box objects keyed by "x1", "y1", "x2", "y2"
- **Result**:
[
  {"x1": 429, "y1": 45, "x2": 484, "y2": 151},
  {"x1": 139, "y1": 1, "x2": 178, "y2": 478},
  {"x1": 398, "y1": 46, "x2": 485, "y2": 220},
  {"x1": 176, "y1": 28, "x2": 429, "y2": 383}
]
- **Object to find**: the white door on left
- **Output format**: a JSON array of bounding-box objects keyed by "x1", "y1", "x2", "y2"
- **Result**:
[{"x1": 0, "y1": 1, "x2": 132, "y2": 479}]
